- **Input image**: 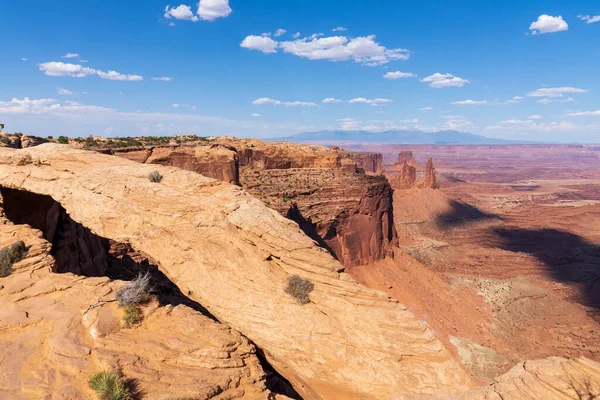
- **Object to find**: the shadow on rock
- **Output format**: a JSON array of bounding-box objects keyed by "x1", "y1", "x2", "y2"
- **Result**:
[
  {"x1": 436, "y1": 200, "x2": 500, "y2": 228},
  {"x1": 492, "y1": 227, "x2": 600, "y2": 311}
]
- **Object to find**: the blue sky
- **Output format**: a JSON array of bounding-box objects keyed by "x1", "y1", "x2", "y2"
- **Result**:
[{"x1": 1, "y1": 0, "x2": 599, "y2": 142}]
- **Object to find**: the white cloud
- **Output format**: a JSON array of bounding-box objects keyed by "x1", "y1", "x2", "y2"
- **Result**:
[
  {"x1": 348, "y1": 97, "x2": 393, "y2": 106},
  {"x1": 438, "y1": 115, "x2": 473, "y2": 130},
  {"x1": 538, "y1": 97, "x2": 574, "y2": 104},
  {"x1": 578, "y1": 15, "x2": 600, "y2": 24},
  {"x1": 292, "y1": 32, "x2": 301, "y2": 39},
  {"x1": 172, "y1": 103, "x2": 195, "y2": 109},
  {"x1": 0, "y1": 98, "x2": 114, "y2": 115},
  {"x1": 58, "y1": 88, "x2": 75, "y2": 95},
  {"x1": 152, "y1": 76, "x2": 173, "y2": 81},
  {"x1": 487, "y1": 119, "x2": 585, "y2": 133},
  {"x1": 240, "y1": 35, "x2": 278, "y2": 53},
  {"x1": 421, "y1": 73, "x2": 470, "y2": 88},
  {"x1": 568, "y1": 110, "x2": 600, "y2": 117},
  {"x1": 252, "y1": 98, "x2": 319, "y2": 107},
  {"x1": 241, "y1": 33, "x2": 409, "y2": 66},
  {"x1": 274, "y1": 29, "x2": 287, "y2": 37},
  {"x1": 383, "y1": 71, "x2": 415, "y2": 80},
  {"x1": 39, "y1": 61, "x2": 143, "y2": 81},
  {"x1": 399, "y1": 119, "x2": 418, "y2": 123},
  {"x1": 332, "y1": 27, "x2": 347, "y2": 32},
  {"x1": 21, "y1": 58, "x2": 28, "y2": 61},
  {"x1": 529, "y1": 15, "x2": 568, "y2": 35},
  {"x1": 528, "y1": 115, "x2": 542, "y2": 119},
  {"x1": 251, "y1": 113, "x2": 262, "y2": 117},
  {"x1": 198, "y1": 0, "x2": 232, "y2": 21},
  {"x1": 61, "y1": 53, "x2": 80, "y2": 59},
  {"x1": 419, "y1": 106, "x2": 433, "y2": 111},
  {"x1": 172, "y1": 104, "x2": 180, "y2": 108},
  {"x1": 79, "y1": 60, "x2": 88, "y2": 63},
  {"x1": 527, "y1": 87, "x2": 588, "y2": 98},
  {"x1": 451, "y1": 99, "x2": 488, "y2": 106},
  {"x1": 338, "y1": 118, "x2": 362, "y2": 130},
  {"x1": 322, "y1": 98, "x2": 342, "y2": 104},
  {"x1": 164, "y1": 4, "x2": 199, "y2": 21}
]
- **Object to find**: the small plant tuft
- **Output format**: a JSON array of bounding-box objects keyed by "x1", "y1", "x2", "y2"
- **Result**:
[
  {"x1": 284, "y1": 274, "x2": 314, "y2": 305},
  {"x1": 88, "y1": 370, "x2": 134, "y2": 400},
  {"x1": 122, "y1": 304, "x2": 143, "y2": 328},
  {"x1": 0, "y1": 241, "x2": 28, "y2": 278},
  {"x1": 116, "y1": 272, "x2": 152, "y2": 307},
  {"x1": 148, "y1": 170, "x2": 163, "y2": 183}
]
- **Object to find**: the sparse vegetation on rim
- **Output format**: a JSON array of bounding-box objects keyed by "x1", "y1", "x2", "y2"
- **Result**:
[
  {"x1": 122, "y1": 304, "x2": 143, "y2": 328},
  {"x1": 0, "y1": 241, "x2": 28, "y2": 278},
  {"x1": 148, "y1": 170, "x2": 163, "y2": 183},
  {"x1": 284, "y1": 274, "x2": 314, "y2": 305},
  {"x1": 88, "y1": 370, "x2": 134, "y2": 400}
]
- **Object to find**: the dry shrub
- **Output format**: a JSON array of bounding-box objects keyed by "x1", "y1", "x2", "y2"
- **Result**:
[
  {"x1": 284, "y1": 274, "x2": 314, "y2": 305},
  {"x1": 148, "y1": 170, "x2": 163, "y2": 183},
  {"x1": 0, "y1": 241, "x2": 27, "y2": 277},
  {"x1": 88, "y1": 370, "x2": 133, "y2": 400},
  {"x1": 116, "y1": 272, "x2": 152, "y2": 307},
  {"x1": 122, "y1": 304, "x2": 142, "y2": 328}
]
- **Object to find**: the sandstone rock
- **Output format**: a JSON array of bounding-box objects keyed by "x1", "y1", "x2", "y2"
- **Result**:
[
  {"x1": 416, "y1": 157, "x2": 438, "y2": 189},
  {"x1": 396, "y1": 151, "x2": 419, "y2": 169},
  {"x1": 342, "y1": 151, "x2": 384, "y2": 174},
  {"x1": 391, "y1": 162, "x2": 417, "y2": 189},
  {"x1": 0, "y1": 218, "x2": 273, "y2": 399},
  {"x1": 0, "y1": 144, "x2": 473, "y2": 399},
  {"x1": 0, "y1": 133, "x2": 49, "y2": 149},
  {"x1": 106, "y1": 144, "x2": 240, "y2": 185}
]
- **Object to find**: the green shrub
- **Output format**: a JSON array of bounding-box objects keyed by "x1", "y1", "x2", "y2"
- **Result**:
[
  {"x1": 122, "y1": 304, "x2": 142, "y2": 328},
  {"x1": 57, "y1": 136, "x2": 69, "y2": 144},
  {"x1": 0, "y1": 241, "x2": 27, "y2": 278},
  {"x1": 284, "y1": 274, "x2": 314, "y2": 305},
  {"x1": 148, "y1": 170, "x2": 163, "y2": 183},
  {"x1": 88, "y1": 371, "x2": 133, "y2": 400}
]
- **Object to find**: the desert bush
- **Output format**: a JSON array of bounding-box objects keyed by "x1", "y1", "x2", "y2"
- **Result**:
[
  {"x1": 116, "y1": 272, "x2": 152, "y2": 307},
  {"x1": 284, "y1": 274, "x2": 314, "y2": 305},
  {"x1": 57, "y1": 136, "x2": 69, "y2": 144},
  {"x1": 88, "y1": 370, "x2": 133, "y2": 400},
  {"x1": 148, "y1": 170, "x2": 163, "y2": 183},
  {"x1": 0, "y1": 241, "x2": 27, "y2": 278},
  {"x1": 122, "y1": 304, "x2": 142, "y2": 328}
]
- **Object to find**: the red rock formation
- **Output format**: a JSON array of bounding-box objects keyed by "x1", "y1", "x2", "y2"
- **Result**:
[
  {"x1": 417, "y1": 157, "x2": 438, "y2": 189},
  {"x1": 390, "y1": 162, "x2": 417, "y2": 189},
  {"x1": 342, "y1": 151, "x2": 384, "y2": 174},
  {"x1": 105, "y1": 145, "x2": 240, "y2": 185},
  {"x1": 396, "y1": 151, "x2": 419, "y2": 168}
]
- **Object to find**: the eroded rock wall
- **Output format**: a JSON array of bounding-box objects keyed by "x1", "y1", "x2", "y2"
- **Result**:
[{"x1": 0, "y1": 144, "x2": 473, "y2": 399}]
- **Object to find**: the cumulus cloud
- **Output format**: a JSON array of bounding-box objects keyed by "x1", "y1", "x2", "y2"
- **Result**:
[
  {"x1": 421, "y1": 73, "x2": 470, "y2": 88},
  {"x1": 383, "y1": 71, "x2": 415, "y2": 80},
  {"x1": 164, "y1": 0, "x2": 231, "y2": 24},
  {"x1": 568, "y1": 110, "x2": 600, "y2": 117},
  {"x1": 240, "y1": 35, "x2": 278, "y2": 53},
  {"x1": 348, "y1": 97, "x2": 393, "y2": 106},
  {"x1": 419, "y1": 106, "x2": 433, "y2": 111},
  {"x1": 274, "y1": 29, "x2": 287, "y2": 37},
  {"x1": 198, "y1": 0, "x2": 232, "y2": 21},
  {"x1": 292, "y1": 32, "x2": 301, "y2": 39},
  {"x1": 252, "y1": 98, "x2": 319, "y2": 107},
  {"x1": 164, "y1": 4, "x2": 199, "y2": 21},
  {"x1": 528, "y1": 115, "x2": 542, "y2": 119},
  {"x1": 241, "y1": 33, "x2": 409, "y2": 66},
  {"x1": 152, "y1": 76, "x2": 173, "y2": 81},
  {"x1": 451, "y1": 99, "x2": 488, "y2": 106},
  {"x1": 58, "y1": 88, "x2": 75, "y2": 95},
  {"x1": 527, "y1": 87, "x2": 588, "y2": 98},
  {"x1": 322, "y1": 98, "x2": 342, "y2": 104},
  {"x1": 529, "y1": 15, "x2": 568, "y2": 35},
  {"x1": 578, "y1": 15, "x2": 600, "y2": 24},
  {"x1": 332, "y1": 27, "x2": 347, "y2": 32},
  {"x1": 251, "y1": 113, "x2": 262, "y2": 117},
  {"x1": 21, "y1": 58, "x2": 28, "y2": 61},
  {"x1": 61, "y1": 53, "x2": 80, "y2": 59},
  {"x1": 38, "y1": 61, "x2": 143, "y2": 81}
]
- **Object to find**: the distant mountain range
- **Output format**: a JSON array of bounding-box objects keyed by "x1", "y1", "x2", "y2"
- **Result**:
[{"x1": 272, "y1": 130, "x2": 537, "y2": 145}]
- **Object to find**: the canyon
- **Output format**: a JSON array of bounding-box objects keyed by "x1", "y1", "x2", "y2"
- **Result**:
[{"x1": 0, "y1": 137, "x2": 599, "y2": 399}]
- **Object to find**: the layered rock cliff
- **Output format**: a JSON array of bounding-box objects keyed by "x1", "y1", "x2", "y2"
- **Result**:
[
  {"x1": 0, "y1": 144, "x2": 472, "y2": 399},
  {"x1": 0, "y1": 132, "x2": 49, "y2": 149},
  {"x1": 104, "y1": 144, "x2": 240, "y2": 185}
]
